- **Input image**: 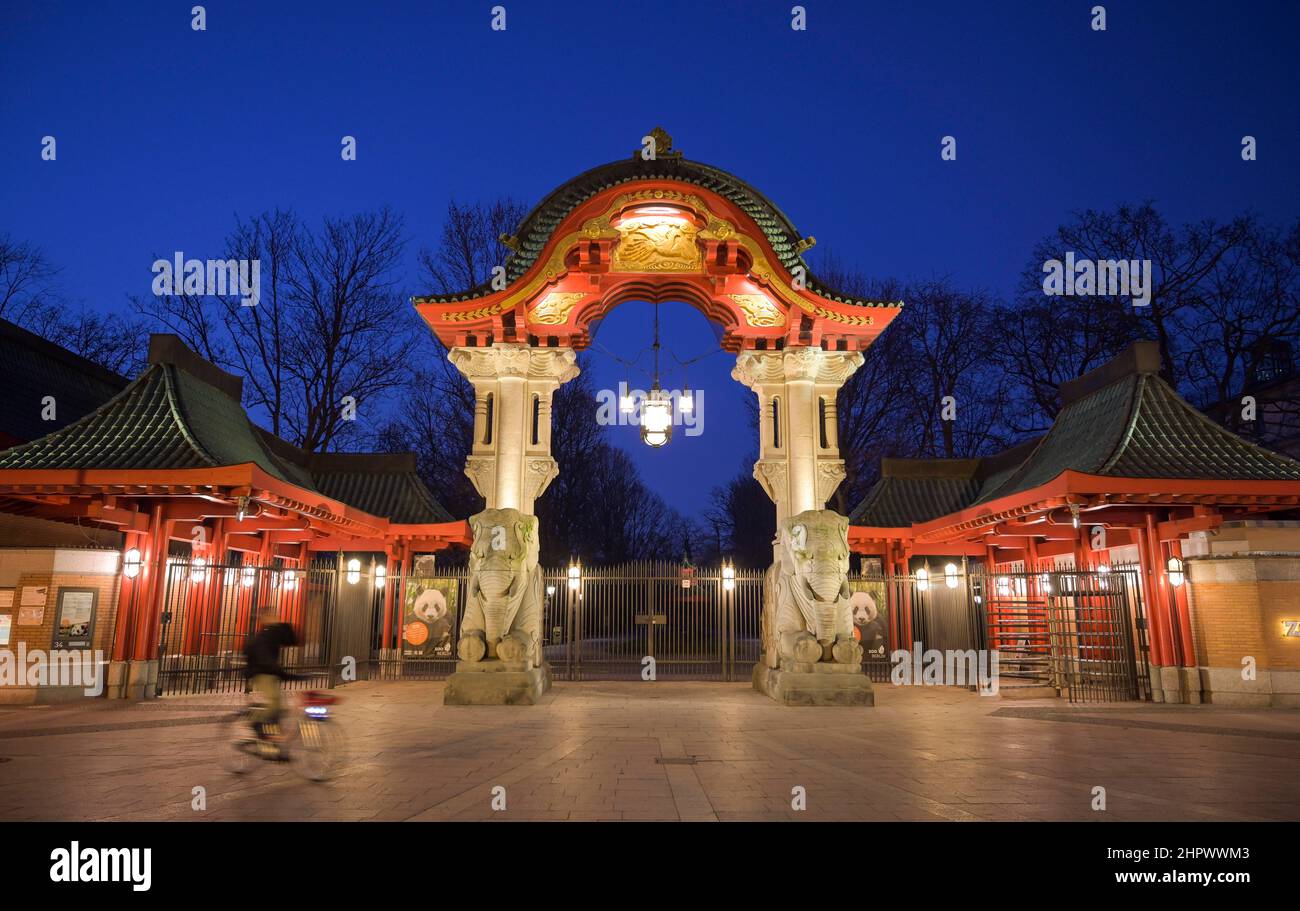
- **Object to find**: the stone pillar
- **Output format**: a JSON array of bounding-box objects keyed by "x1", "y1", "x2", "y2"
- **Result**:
[
  {"x1": 444, "y1": 344, "x2": 578, "y2": 706},
  {"x1": 732, "y1": 347, "x2": 863, "y2": 526},
  {"x1": 450, "y1": 345, "x2": 580, "y2": 515},
  {"x1": 733, "y1": 347, "x2": 872, "y2": 706}
]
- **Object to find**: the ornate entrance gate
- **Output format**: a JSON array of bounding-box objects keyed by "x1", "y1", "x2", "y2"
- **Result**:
[{"x1": 541, "y1": 561, "x2": 764, "y2": 681}]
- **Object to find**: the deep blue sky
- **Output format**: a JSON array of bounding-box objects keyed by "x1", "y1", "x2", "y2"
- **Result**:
[{"x1": 3, "y1": 0, "x2": 1298, "y2": 519}]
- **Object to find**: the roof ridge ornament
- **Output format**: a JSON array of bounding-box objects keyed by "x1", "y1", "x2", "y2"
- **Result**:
[{"x1": 636, "y1": 126, "x2": 682, "y2": 162}]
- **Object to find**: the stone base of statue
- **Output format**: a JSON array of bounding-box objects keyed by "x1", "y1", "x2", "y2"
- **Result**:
[
  {"x1": 443, "y1": 659, "x2": 552, "y2": 705},
  {"x1": 753, "y1": 658, "x2": 874, "y2": 707}
]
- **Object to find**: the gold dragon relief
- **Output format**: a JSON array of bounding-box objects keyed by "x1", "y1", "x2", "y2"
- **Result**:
[
  {"x1": 728, "y1": 293, "x2": 787, "y2": 328},
  {"x1": 530, "y1": 291, "x2": 588, "y2": 325},
  {"x1": 611, "y1": 215, "x2": 703, "y2": 273}
]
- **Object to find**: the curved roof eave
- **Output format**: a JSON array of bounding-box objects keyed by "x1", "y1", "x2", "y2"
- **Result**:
[{"x1": 413, "y1": 155, "x2": 892, "y2": 310}]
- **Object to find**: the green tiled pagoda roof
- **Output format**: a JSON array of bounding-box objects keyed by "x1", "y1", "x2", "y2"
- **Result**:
[
  {"x1": 976, "y1": 370, "x2": 1300, "y2": 504},
  {"x1": 416, "y1": 155, "x2": 890, "y2": 309},
  {"x1": 309, "y1": 454, "x2": 453, "y2": 524},
  {"x1": 0, "y1": 362, "x2": 302, "y2": 481},
  {"x1": 0, "y1": 335, "x2": 456, "y2": 526},
  {"x1": 850, "y1": 462, "x2": 982, "y2": 526},
  {"x1": 850, "y1": 341, "x2": 1300, "y2": 527}
]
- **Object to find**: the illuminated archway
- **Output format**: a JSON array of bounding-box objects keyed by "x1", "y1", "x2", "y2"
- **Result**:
[{"x1": 415, "y1": 131, "x2": 902, "y2": 521}]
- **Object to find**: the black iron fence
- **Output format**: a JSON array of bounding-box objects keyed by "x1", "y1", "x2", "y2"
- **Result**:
[{"x1": 154, "y1": 559, "x2": 1149, "y2": 702}]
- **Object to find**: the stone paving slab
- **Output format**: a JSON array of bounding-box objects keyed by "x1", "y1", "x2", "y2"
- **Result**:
[{"x1": 1, "y1": 681, "x2": 1298, "y2": 822}]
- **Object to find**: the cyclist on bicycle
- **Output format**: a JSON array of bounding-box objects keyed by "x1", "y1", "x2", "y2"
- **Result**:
[{"x1": 244, "y1": 604, "x2": 302, "y2": 759}]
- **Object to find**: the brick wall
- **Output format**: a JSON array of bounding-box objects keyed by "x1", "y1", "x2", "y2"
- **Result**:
[{"x1": 1187, "y1": 556, "x2": 1300, "y2": 672}]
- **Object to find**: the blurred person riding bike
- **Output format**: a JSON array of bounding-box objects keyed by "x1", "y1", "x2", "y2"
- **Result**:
[{"x1": 244, "y1": 603, "x2": 304, "y2": 760}]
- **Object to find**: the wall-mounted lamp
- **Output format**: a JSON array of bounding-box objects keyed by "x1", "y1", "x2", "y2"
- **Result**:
[
  {"x1": 374, "y1": 564, "x2": 387, "y2": 589},
  {"x1": 722, "y1": 562, "x2": 736, "y2": 592},
  {"x1": 1167, "y1": 556, "x2": 1185, "y2": 588},
  {"x1": 567, "y1": 561, "x2": 581, "y2": 591},
  {"x1": 944, "y1": 562, "x2": 960, "y2": 589},
  {"x1": 123, "y1": 547, "x2": 142, "y2": 579},
  {"x1": 346, "y1": 558, "x2": 362, "y2": 585},
  {"x1": 189, "y1": 557, "x2": 207, "y2": 584},
  {"x1": 916, "y1": 566, "x2": 930, "y2": 592}
]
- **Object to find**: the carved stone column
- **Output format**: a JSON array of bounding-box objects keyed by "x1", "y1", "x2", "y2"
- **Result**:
[
  {"x1": 734, "y1": 347, "x2": 872, "y2": 706},
  {"x1": 450, "y1": 344, "x2": 580, "y2": 515},
  {"x1": 731, "y1": 347, "x2": 863, "y2": 526}
]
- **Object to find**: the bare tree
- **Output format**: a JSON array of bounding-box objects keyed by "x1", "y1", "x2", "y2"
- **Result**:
[
  {"x1": 419, "y1": 198, "x2": 530, "y2": 294},
  {"x1": 137, "y1": 208, "x2": 419, "y2": 452},
  {"x1": 996, "y1": 202, "x2": 1254, "y2": 430},
  {"x1": 0, "y1": 234, "x2": 61, "y2": 326},
  {"x1": 1178, "y1": 217, "x2": 1300, "y2": 409}
]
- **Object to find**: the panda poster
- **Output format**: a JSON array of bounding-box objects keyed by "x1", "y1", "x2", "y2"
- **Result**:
[
  {"x1": 847, "y1": 578, "x2": 889, "y2": 659},
  {"x1": 403, "y1": 577, "x2": 458, "y2": 659}
]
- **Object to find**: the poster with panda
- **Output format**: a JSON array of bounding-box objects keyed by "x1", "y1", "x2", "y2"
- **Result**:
[
  {"x1": 403, "y1": 577, "x2": 458, "y2": 659},
  {"x1": 847, "y1": 578, "x2": 888, "y2": 658}
]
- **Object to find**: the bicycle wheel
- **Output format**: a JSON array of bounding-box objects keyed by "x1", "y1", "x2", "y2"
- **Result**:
[
  {"x1": 292, "y1": 717, "x2": 345, "y2": 782},
  {"x1": 220, "y1": 710, "x2": 260, "y2": 775}
]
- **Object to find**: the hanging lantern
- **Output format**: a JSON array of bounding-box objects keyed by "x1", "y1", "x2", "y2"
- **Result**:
[
  {"x1": 679, "y1": 388, "x2": 693, "y2": 414},
  {"x1": 641, "y1": 387, "x2": 673, "y2": 447}
]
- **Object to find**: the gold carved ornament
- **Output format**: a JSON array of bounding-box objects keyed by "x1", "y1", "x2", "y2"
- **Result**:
[
  {"x1": 611, "y1": 216, "x2": 703, "y2": 273},
  {"x1": 530, "y1": 292, "x2": 588, "y2": 325},
  {"x1": 728, "y1": 293, "x2": 786, "y2": 328},
  {"x1": 433, "y1": 187, "x2": 882, "y2": 329}
]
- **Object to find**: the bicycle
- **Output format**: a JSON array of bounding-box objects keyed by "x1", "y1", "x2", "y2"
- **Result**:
[{"x1": 221, "y1": 689, "x2": 346, "y2": 781}]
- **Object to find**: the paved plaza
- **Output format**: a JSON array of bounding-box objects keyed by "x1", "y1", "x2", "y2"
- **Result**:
[{"x1": 1, "y1": 681, "x2": 1297, "y2": 822}]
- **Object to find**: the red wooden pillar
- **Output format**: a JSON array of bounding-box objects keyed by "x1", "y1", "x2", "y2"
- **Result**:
[
  {"x1": 1137, "y1": 519, "x2": 1171, "y2": 666},
  {"x1": 1145, "y1": 512, "x2": 1185, "y2": 667},
  {"x1": 112, "y1": 529, "x2": 145, "y2": 663},
  {"x1": 201, "y1": 519, "x2": 227, "y2": 656},
  {"x1": 900, "y1": 547, "x2": 914, "y2": 648},
  {"x1": 884, "y1": 543, "x2": 899, "y2": 653},
  {"x1": 398, "y1": 545, "x2": 414, "y2": 651},
  {"x1": 1167, "y1": 537, "x2": 1195, "y2": 667},
  {"x1": 381, "y1": 547, "x2": 397, "y2": 650},
  {"x1": 132, "y1": 505, "x2": 169, "y2": 662},
  {"x1": 984, "y1": 541, "x2": 999, "y2": 653}
]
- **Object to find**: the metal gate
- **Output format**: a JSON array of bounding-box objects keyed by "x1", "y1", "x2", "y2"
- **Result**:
[
  {"x1": 975, "y1": 568, "x2": 1148, "y2": 702},
  {"x1": 545, "y1": 562, "x2": 764, "y2": 681},
  {"x1": 156, "y1": 560, "x2": 343, "y2": 695}
]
